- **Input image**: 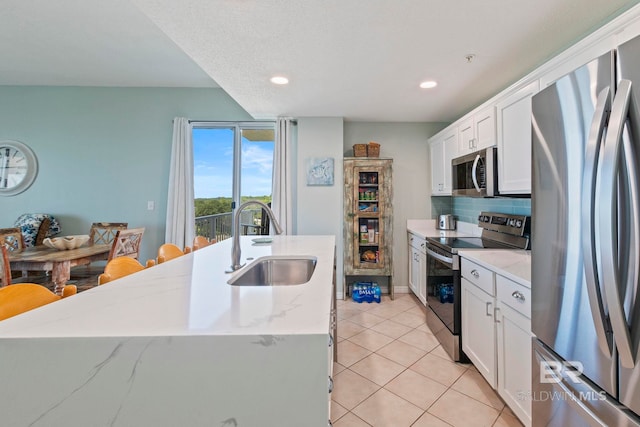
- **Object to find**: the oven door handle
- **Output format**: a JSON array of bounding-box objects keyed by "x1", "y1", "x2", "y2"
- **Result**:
[{"x1": 425, "y1": 247, "x2": 453, "y2": 266}]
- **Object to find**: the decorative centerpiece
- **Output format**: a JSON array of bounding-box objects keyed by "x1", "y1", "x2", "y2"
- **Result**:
[{"x1": 43, "y1": 235, "x2": 90, "y2": 250}]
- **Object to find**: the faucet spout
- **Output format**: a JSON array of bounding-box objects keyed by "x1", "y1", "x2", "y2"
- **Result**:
[{"x1": 228, "y1": 200, "x2": 283, "y2": 272}]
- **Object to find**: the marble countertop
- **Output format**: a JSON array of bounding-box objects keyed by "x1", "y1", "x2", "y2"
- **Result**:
[
  {"x1": 406, "y1": 219, "x2": 531, "y2": 287},
  {"x1": 0, "y1": 235, "x2": 336, "y2": 338}
]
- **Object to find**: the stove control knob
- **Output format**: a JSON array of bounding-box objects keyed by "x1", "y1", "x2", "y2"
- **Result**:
[{"x1": 515, "y1": 220, "x2": 523, "y2": 228}]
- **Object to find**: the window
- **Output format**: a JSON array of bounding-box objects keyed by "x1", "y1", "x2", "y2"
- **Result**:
[{"x1": 192, "y1": 122, "x2": 275, "y2": 241}]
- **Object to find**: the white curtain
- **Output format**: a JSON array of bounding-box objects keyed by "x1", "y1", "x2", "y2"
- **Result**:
[
  {"x1": 165, "y1": 117, "x2": 195, "y2": 248},
  {"x1": 271, "y1": 117, "x2": 294, "y2": 234}
]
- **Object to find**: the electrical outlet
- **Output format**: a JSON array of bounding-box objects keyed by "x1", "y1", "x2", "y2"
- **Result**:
[{"x1": 147, "y1": 201, "x2": 155, "y2": 210}]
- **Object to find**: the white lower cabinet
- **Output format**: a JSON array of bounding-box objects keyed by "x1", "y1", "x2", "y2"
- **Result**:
[
  {"x1": 496, "y1": 275, "x2": 531, "y2": 427},
  {"x1": 461, "y1": 258, "x2": 532, "y2": 427},
  {"x1": 408, "y1": 232, "x2": 426, "y2": 304}
]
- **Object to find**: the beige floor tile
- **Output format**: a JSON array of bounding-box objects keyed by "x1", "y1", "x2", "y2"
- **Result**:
[
  {"x1": 331, "y1": 369, "x2": 380, "y2": 410},
  {"x1": 369, "y1": 318, "x2": 414, "y2": 339},
  {"x1": 348, "y1": 300, "x2": 376, "y2": 311},
  {"x1": 348, "y1": 329, "x2": 395, "y2": 352},
  {"x1": 352, "y1": 388, "x2": 424, "y2": 427},
  {"x1": 334, "y1": 362, "x2": 347, "y2": 375},
  {"x1": 366, "y1": 304, "x2": 410, "y2": 319},
  {"x1": 376, "y1": 340, "x2": 427, "y2": 367},
  {"x1": 331, "y1": 400, "x2": 349, "y2": 423},
  {"x1": 404, "y1": 306, "x2": 426, "y2": 317},
  {"x1": 411, "y1": 412, "x2": 454, "y2": 427},
  {"x1": 493, "y1": 410, "x2": 524, "y2": 427},
  {"x1": 397, "y1": 329, "x2": 440, "y2": 352},
  {"x1": 338, "y1": 306, "x2": 364, "y2": 320},
  {"x1": 333, "y1": 412, "x2": 372, "y2": 427},
  {"x1": 414, "y1": 322, "x2": 433, "y2": 333},
  {"x1": 428, "y1": 389, "x2": 500, "y2": 427},
  {"x1": 338, "y1": 319, "x2": 368, "y2": 339},
  {"x1": 389, "y1": 311, "x2": 425, "y2": 328},
  {"x1": 348, "y1": 311, "x2": 387, "y2": 328},
  {"x1": 410, "y1": 353, "x2": 467, "y2": 387},
  {"x1": 337, "y1": 340, "x2": 372, "y2": 367},
  {"x1": 451, "y1": 369, "x2": 505, "y2": 410},
  {"x1": 429, "y1": 345, "x2": 455, "y2": 362},
  {"x1": 349, "y1": 353, "x2": 406, "y2": 386},
  {"x1": 384, "y1": 369, "x2": 448, "y2": 410}
]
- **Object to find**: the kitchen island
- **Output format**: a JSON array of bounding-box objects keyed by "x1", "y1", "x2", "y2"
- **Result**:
[{"x1": 0, "y1": 235, "x2": 336, "y2": 426}]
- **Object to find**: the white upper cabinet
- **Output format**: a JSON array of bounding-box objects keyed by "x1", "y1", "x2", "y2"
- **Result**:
[
  {"x1": 458, "y1": 106, "x2": 496, "y2": 154},
  {"x1": 430, "y1": 127, "x2": 458, "y2": 195},
  {"x1": 496, "y1": 80, "x2": 540, "y2": 195}
]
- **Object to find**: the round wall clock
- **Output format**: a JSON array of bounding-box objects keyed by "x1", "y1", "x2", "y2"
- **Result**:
[{"x1": 0, "y1": 140, "x2": 38, "y2": 196}]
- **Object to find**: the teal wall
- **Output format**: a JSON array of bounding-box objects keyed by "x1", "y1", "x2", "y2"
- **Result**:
[
  {"x1": 0, "y1": 86, "x2": 252, "y2": 261},
  {"x1": 431, "y1": 196, "x2": 531, "y2": 224}
]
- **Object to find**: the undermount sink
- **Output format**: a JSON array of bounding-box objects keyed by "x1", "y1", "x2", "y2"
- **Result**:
[{"x1": 227, "y1": 256, "x2": 317, "y2": 286}]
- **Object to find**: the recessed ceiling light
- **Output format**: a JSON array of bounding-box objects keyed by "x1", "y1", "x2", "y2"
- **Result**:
[
  {"x1": 419, "y1": 81, "x2": 438, "y2": 89},
  {"x1": 270, "y1": 76, "x2": 289, "y2": 85}
]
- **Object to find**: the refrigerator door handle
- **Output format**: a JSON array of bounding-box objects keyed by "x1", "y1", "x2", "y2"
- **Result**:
[
  {"x1": 582, "y1": 87, "x2": 613, "y2": 357},
  {"x1": 471, "y1": 154, "x2": 481, "y2": 192},
  {"x1": 598, "y1": 78, "x2": 635, "y2": 369}
]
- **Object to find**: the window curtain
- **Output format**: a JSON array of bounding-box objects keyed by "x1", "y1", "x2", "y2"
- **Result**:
[
  {"x1": 271, "y1": 117, "x2": 294, "y2": 234},
  {"x1": 165, "y1": 117, "x2": 195, "y2": 249}
]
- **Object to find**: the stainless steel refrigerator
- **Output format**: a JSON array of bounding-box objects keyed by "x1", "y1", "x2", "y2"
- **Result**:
[{"x1": 532, "y1": 34, "x2": 640, "y2": 426}]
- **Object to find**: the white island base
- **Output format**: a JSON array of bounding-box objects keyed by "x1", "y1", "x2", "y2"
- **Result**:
[{"x1": 0, "y1": 236, "x2": 336, "y2": 427}]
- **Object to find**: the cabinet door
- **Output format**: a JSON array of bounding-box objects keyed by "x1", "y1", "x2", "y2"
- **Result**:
[
  {"x1": 462, "y1": 278, "x2": 497, "y2": 388},
  {"x1": 474, "y1": 106, "x2": 496, "y2": 150},
  {"x1": 417, "y1": 247, "x2": 427, "y2": 305},
  {"x1": 430, "y1": 138, "x2": 445, "y2": 194},
  {"x1": 496, "y1": 301, "x2": 532, "y2": 427},
  {"x1": 496, "y1": 80, "x2": 539, "y2": 194},
  {"x1": 458, "y1": 117, "x2": 474, "y2": 153},
  {"x1": 408, "y1": 242, "x2": 417, "y2": 295},
  {"x1": 442, "y1": 128, "x2": 458, "y2": 194}
]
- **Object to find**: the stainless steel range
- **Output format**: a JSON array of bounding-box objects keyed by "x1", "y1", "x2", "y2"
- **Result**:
[{"x1": 425, "y1": 211, "x2": 530, "y2": 362}]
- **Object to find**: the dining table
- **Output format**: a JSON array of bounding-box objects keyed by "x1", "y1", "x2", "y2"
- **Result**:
[{"x1": 8, "y1": 243, "x2": 111, "y2": 295}]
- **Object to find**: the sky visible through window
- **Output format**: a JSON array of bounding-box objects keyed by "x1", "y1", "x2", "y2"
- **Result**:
[{"x1": 193, "y1": 128, "x2": 274, "y2": 198}]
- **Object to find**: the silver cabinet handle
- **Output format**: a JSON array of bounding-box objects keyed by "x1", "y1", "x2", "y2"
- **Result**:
[
  {"x1": 328, "y1": 376, "x2": 333, "y2": 393},
  {"x1": 471, "y1": 269, "x2": 480, "y2": 278},
  {"x1": 494, "y1": 306, "x2": 501, "y2": 323},
  {"x1": 328, "y1": 334, "x2": 334, "y2": 348},
  {"x1": 511, "y1": 291, "x2": 525, "y2": 302},
  {"x1": 485, "y1": 301, "x2": 492, "y2": 317}
]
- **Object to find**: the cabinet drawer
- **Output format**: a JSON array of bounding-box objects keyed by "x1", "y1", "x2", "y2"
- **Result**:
[
  {"x1": 408, "y1": 233, "x2": 426, "y2": 252},
  {"x1": 496, "y1": 275, "x2": 531, "y2": 319},
  {"x1": 461, "y1": 258, "x2": 494, "y2": 296}
]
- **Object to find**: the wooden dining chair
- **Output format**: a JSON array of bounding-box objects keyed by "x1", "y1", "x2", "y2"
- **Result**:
[
  {"x1": 98, "y1": 257, "x2": 147, "y2": 285},
  {"x1": 0, "y1": 227, "x2": 24, "y2": 252},
  {"x1": 0, "y1": 283, "x2": 77, "y2": 321},
  {"x1": 157, "y1": 243, "x2": 186, "y2": 264},
  {"x1": 89, "y1": 222, "x2": 128, "y2": 245},
  {"x1": 192, "y1": 235, "x2": 214, "y2": 251},
  {"x1": 108, "y1": 227, "x2": 145, "y2": 261},
  {"x1": 0, "y1": 246, "x2": 10, "y2": 287}
]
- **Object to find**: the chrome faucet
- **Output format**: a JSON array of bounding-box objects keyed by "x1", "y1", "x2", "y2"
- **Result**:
[{"x1": 228, "y1": 200, "x2": 283, "y2": 272}]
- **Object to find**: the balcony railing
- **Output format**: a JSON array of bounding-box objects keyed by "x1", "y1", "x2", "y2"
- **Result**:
[{"x1": 195, "y1": 209, "x2": 264, "y2": 242}]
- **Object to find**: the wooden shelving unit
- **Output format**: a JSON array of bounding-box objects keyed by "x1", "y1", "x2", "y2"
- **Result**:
[{"x1": 343, "y1": 157, "x2": 393, "y2": 299}]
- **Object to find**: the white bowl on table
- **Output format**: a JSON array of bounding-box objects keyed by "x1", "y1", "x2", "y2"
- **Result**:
[{"x1": 43, "y1": 235, "x2": 90, "y2": 250}]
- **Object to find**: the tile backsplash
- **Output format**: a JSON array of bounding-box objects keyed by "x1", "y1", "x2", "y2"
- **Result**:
[{"x1": 431, "y1": 196, "x2": 531, "y2": 224}]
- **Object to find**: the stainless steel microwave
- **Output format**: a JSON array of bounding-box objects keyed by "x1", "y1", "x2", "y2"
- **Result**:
[{"x1": 451, "y1": 147, "x2": 497, "y2": 197}]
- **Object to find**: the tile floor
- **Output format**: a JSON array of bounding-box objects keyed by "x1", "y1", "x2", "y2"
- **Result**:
[{"x1": 332, "y1": 292, "x2": 524, "y2": 427}]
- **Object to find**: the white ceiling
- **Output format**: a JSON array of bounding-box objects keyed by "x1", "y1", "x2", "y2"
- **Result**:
[{"x1": 1, "y1": 1, "x2": 638, "y2": 122}]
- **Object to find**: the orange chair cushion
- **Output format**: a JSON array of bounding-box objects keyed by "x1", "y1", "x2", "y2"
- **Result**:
[{"x1": 0, "y1": 284, "x2": 61, "y2": 321}]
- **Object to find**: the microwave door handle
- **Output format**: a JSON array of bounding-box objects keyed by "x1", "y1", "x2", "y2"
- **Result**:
[
  {"x1": 582, "y1": 87, "x2": 613, "y2": 357},
  {"x1": 598, "y1": 79, "x2": 635, "y2": 369},
  {"x1": 471, "y1": 154, "x2": 481, "y2": 192}
]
